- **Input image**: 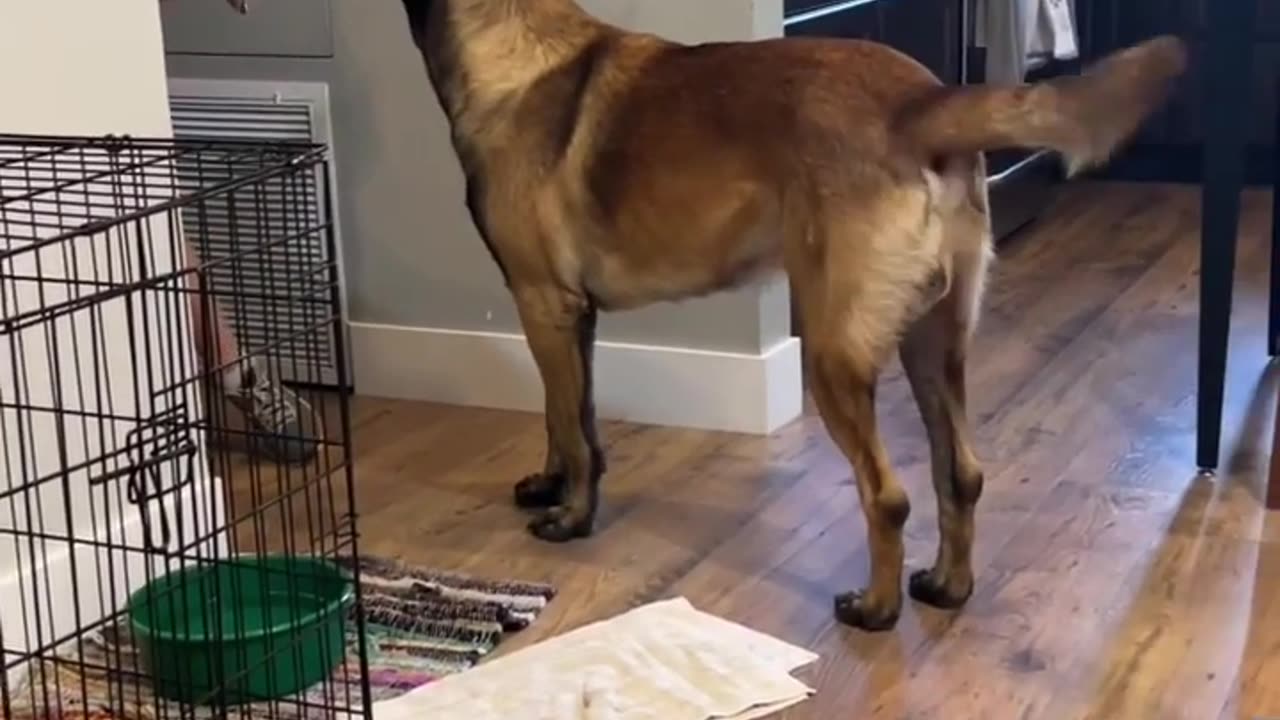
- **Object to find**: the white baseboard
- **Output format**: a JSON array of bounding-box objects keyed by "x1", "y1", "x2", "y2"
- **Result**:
[{"x1": 349, "y1": 323, "x2": 804, "y2": 435}]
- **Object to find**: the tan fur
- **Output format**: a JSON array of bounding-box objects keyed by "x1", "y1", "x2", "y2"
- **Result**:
[
  {"x1": 900, "y1": 36, "x2": 1188, "y2": 175},
  {"x1": 446, "y1": 3, "x2": 593, "y2": 119},
  {"x1": 398, "y1": 0, "x2": 1186, "y2": 631}
]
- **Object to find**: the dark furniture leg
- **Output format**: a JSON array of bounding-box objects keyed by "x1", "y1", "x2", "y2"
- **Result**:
[
  {"x1": 1197, "y1": 0, "x2": 1255, "y2": 471},
  {"x1": 1271, "y1": 81, "x2": 1280, "y2": 510},
  {"x1": 1271, "y1": 77, "x2": 1280, "y2": 357},
  {"x1": 1271, "y1": 388, "x2": 1280, "y2": 509}
]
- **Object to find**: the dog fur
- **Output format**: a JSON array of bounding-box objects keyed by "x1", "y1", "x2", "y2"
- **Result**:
[{"x1": 397, "y1": 0, "x2": 1187, "y2": 631}]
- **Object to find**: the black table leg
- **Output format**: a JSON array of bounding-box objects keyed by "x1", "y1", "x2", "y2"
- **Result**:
[
  {"x1": 1271, "y1": 77, "x2": 1280, "y2": 357},
  {"x1": 1197, "y1": 0, "x2": 1255, "y2": 471}
]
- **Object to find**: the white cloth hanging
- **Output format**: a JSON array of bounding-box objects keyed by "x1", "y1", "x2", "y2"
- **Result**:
[
  {"x1": 1028, "y1": 0, "x2": 1078, "y2": 62},
  {"x1": 974, "y1": 0, "x2": 1078, "y2": 85}
]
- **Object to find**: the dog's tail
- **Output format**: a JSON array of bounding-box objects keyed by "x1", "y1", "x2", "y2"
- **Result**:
[{"x1": 898, "y1": 36, "x2": 1188, "y2": 176}]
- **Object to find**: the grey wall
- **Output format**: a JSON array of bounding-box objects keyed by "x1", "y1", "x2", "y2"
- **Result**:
[{"x1": 163, "y1": 0, "x2": 789, "y2": 354}]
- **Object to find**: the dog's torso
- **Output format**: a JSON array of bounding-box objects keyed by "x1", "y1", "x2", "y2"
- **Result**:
[
  {"x1": 411, "y1": 0, "x2": 950, "y2": 310},
  {"x1": 560, "y1": 37, "x2": 948, "y2": 311}
]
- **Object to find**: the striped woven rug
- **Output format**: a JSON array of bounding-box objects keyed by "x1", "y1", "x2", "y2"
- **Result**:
[
  {"x1": 336, "y1": 554, "x2": 556, "y2": 696},
  {"x1": 9, "y1": 555, "x2": 556, "y2": 720}
]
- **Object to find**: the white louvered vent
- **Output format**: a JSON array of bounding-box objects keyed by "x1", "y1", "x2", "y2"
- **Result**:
[{"x1": 166, "y1": 79, "x2": 346, "y2": 388}]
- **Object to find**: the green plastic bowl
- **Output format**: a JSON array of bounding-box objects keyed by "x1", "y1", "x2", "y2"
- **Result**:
[{"x1": 127, "y1": 555, "x2": 354, "y2": 705}]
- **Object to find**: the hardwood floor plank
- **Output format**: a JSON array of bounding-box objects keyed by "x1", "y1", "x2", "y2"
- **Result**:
[
  {"x1": 222, "y1": 183, "x2": 1280, "y2": 718},
  {"x1": 1216, "y1": 537, "x2": 1280, "y2": 719}
]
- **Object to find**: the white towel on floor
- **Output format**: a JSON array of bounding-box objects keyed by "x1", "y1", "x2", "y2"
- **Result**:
[{"x1": 372, "y1": 597, "x2": 819, "y2": 720}]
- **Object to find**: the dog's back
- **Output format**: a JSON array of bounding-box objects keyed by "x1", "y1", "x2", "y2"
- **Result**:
[
  {"x1": 567, "y1": 31, "x2": 1187, "y2": 202},
  {"x1": 533, "y1": 36, "x2": 951, "y2": 307},
  {"x1": 520, "y1": 31, "x2": 1184, "y2": 310}
]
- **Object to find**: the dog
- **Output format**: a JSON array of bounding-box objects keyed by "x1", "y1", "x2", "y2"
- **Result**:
[{"x1": 396, "y1": 0, "x2": 1186, "y2": 631}]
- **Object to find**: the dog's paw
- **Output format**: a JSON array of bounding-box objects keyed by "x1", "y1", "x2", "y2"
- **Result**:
[
  {"x1": 514, "y1": 473, "x2": 566, "y2": 509},
  {"x1": 527, "y1": 506, "x2": 593, "y2": 543},
  {"x1": 833, "y1": 590, "x2": 900, "y2": 632},
  {"x1": 907, "y1": 568, "x2": 973, "y2": 610}
]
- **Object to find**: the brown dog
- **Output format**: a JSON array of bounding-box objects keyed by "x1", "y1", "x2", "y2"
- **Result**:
[{"x1": 397, "y1": 0, "x2": 1186, "y2": 631}]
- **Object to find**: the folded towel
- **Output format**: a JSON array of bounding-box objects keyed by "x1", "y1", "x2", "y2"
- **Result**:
[{"x1": 373, "y1": 597, "x2": 819, "y2": 720}]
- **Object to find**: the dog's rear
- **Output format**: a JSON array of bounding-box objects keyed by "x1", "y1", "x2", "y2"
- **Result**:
[{"x1": 770, "y1": 34, "x2": 1189, "y2": 631}]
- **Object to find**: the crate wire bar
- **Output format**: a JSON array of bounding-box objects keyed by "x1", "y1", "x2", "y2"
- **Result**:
[{"x1": 0, "y1": 134, "x2": 370, "y2": 720}]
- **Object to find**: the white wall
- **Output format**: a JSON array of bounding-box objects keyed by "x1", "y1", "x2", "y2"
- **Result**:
[
  {"x1": 0, "y1": 0, "x2": 174, "y2": 138},
  {"x1": 585, "y1": 0, "x2": 783, "y2": 41},
  {"x1": 0, "y1": 0, "x2": 219, "y2": 671}
]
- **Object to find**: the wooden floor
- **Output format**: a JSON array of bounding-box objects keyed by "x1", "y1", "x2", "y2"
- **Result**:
[{"x1": 342, "y1": 183, "x2": 1280, "y2": 719}]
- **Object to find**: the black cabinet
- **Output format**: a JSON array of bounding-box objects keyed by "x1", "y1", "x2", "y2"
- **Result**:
[
  {"x1": 785, "y1": 0, "x2": 840, "y2": 14},
  {"x1": 1078, "y1": 0, "x2": 1279, "y2": 183},
  {"x1": 784, "y1": 0, "x2": 963, "y2": 84}
]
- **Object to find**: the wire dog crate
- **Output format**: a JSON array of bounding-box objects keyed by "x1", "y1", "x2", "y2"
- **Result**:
[{"x1": 0, "y1": 134, "x2": 370, "y2": 719}]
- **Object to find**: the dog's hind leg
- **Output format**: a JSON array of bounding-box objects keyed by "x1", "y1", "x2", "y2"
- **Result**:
[
  {"x1": 900, "y1": 167, "x2": 992, "y2": 609},
  {"x1": 806, "y1": 345, "x2": 910, "y2": 631},
  {"x1": 791, "y1": 187, "x2": 940, "y2": 631},
  {"x1": 512, "y1": 285, "x2": 605, "y2": 542}
]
